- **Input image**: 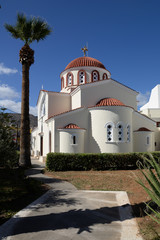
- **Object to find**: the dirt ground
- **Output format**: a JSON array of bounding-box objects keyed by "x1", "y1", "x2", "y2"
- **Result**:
[{"x1": 45, "y1": 169, "x2": 160, "y2": 240}]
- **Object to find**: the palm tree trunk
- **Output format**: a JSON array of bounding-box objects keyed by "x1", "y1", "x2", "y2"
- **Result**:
[
  {"x1": 19, "y1": 62, "x2": 31, "y2": 167},
  {"x1": 19, "y1": 44, "x2": 34, "y2": 168}
]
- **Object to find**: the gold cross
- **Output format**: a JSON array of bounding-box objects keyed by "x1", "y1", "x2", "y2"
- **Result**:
[{"x1": 81, "y1": 46, "x2": 88, "y2": 56}]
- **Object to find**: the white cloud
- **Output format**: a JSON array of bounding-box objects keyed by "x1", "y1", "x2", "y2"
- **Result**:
[
  {"x1": 0, "y1": 99, "x2": 37, "y2": 116},
  {"x1": 0, "y1": 83, "x2": 37, "y2": 115},
  {"x1": 137, "y1": 91, "x2": 150, "y2": 107},
  {"x1": 0, "y1": 99, "x2": 21, "y2": 113},
  {"x1": 0, "y1": 84, "x2": 19, "y2": 99},
  {"x1": 29, "y1": 106, "x2": 38, "y2": 116},
  {"x1": 0, "y1": 63, "x2": 18, "y2": 75}
]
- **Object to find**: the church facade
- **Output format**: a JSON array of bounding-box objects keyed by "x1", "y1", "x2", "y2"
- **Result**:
[{"x1": 31, "y1": 53, "x2": 160, "y2": 161}]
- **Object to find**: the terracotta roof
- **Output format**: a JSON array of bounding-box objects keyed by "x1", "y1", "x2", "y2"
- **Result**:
[
  {"x1": 65, "y1": 57, "x2": 106, "y2": 70},
  {"x1": 135, "y1": 127, "x2": 152, "y2": 132},
  {"x1": 95, "y1": 98, "x2": 125, "y2": 107},
  {"x1": 64, "y1": 123, "x2": 80, "y2": 129},
  {"x1": 58, "y1": 123, "x2": 86, "y2": 130}
]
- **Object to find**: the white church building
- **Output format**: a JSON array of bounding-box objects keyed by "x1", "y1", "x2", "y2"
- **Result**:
[{"x1": 31, "y1": 51, "x2": 160, "y2": 161}]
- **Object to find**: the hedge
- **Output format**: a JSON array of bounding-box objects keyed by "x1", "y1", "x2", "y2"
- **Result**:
[{"x1": 46, "y1": 152, "x2": 160, "y2": 171}]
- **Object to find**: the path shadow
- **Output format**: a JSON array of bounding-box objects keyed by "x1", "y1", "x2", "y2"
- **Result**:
[{"x1": 0, "y1": 203, "x2": 135, "y2": 238}]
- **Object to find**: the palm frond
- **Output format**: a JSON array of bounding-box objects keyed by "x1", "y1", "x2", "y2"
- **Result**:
[
  {"x1": 31, "y1": 18, "x2": 52, "y2": 43},
  {"x1": 137, "y1": 177, "x2": 160, "y2": 206},
  {"x1": 148, "y1": 154, "x2": 160, "y2": 179},
  {"x1": 137, "y1": 154, "x2": 160, "y2": 224},
  {"x1": 22, "y1": 19, "x2": 33, "y2": 44},
  {"x1": 4, "y1": 13, "x2": 52, "y2": 45},
  {"x1": 145, "y1": 203, "x2": 160, "y2": 224},
  {"x1": 4, "y1": 24, "x2": 19, "y2": 39},
  {"x1": 17, "y1": 13, "x2": 27, "y2": 27},
  {"x1": 139, "y1": 157, "x2": 160, "y2": 199}
]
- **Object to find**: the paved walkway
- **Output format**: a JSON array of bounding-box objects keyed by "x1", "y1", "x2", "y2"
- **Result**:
[{"x1": 0, "y1": 159, "x2": 143, "y2": 240}]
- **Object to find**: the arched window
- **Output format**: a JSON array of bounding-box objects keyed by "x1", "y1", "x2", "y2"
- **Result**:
[
  {"x1": 71, "y1": 134, "x2": 77, "y2": 145},
  {"x1": 49, "y1": 131, "x2": 51, "y2": 152},
  {"x1": 147, "y1": 136, "x2": 150, "y2": 145},
  {"x1": 66, "y1": 72, "x2": 73, "y2": 86},
  {"x1": 78, "y1": 70, "x2": 86, "y2": 84},
  {"x1": 116, "y1": 122, "x2": 124, "y2": 142},
  {"x1": 103, "y1": 73, "x2": 108, "y2": 80},
  {"x1": 91, "y1": 70, "x2": 99, "y2": 82},
  {"x1": 41, "y1": 120, "x2": 43, "y2": 133},
  {"x1": 61, "y1": 77, "x2": 64, "y2": 89},
  {"x1": 105, "y1": 122, "x2": 114, "y2": 142},
  {"x1": 126, "y1": 125, "x2": 130, "y2": 142},
  {"x1": 73, "y1": 135, "x2": 76, "y2": 144},
  {"x1": 40, "y1": 95, "x2": 46, "y2": 118}
]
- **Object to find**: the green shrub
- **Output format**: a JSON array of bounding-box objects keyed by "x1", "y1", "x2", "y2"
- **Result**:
[{"x1": 46, "y1": 152, "x2": 160, "y2": 172}]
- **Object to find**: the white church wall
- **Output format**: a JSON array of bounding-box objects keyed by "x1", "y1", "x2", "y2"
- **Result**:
[
  {"x1": 140, "y1": 108, "x2": 149, "y2": 117},
  {"x1": 133, "y1": 112, "x2": 156, "y2": 131},
  {"x1": 141, "y1": 109, "x2": 160, "y2": 121},
  {"x1": 53, "y1": 108, "x2": 88, "y2": 153},
  {"x1": 31, "y1": 128, "x2": 40, "y2": 157},
  {"x1": 80, "y1": 80, "x2": 137, "y2": 110},
  {"x1": 133, "y1": 132, "x2": 154, "y2": 152},
  {"x1": 48, "y1": 92, "x2": 71, "y2": 119},
  {"x1": 140, "y1": 85, "x2": 160, "y2": 110},
  {"x1": 132, "y1": 112, "x2": 157, "y2": 152},
  {"x1": 37, "y1": 91, "x2": 48, "y2": 122},
  {"x1": 42, "y1": 122, "x2": 49, "y2": 157},
  {"x1": 59, "y1": 130, "x2": 85, "y2": 153},
  {"x1": 51, "y1": 120, "x2": 55, "y2": 153},
  {"x1": 89, "y1": 106, "x2": 133, "y2": 153},
  {"x1": 71, "y1": 88, "x2": 81, "y2": 109},
  {"x1": 155, "y1": 130, "x2": 160, "y2": 151}
]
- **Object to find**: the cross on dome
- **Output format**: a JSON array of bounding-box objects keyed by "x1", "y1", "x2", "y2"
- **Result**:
[{"x1": 81, "y1": 46, "x2": 88, "y2": 56}]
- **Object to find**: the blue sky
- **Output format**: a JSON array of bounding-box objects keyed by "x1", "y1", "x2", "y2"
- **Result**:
[{"x1": 0, "y1": 0, "x2": 160, "y2": 115}]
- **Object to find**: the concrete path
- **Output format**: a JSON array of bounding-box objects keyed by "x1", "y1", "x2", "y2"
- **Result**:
[{"x1": 0, "y1": 159, "x2": 143, "y2": 240}]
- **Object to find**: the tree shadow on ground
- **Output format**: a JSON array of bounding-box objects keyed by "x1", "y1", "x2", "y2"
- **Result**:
[
  {"x1": 1, "y1": 205, "x2": 123, "y2": 238},
  {"x1": 0, "y1": 201, "x2": 136, "y2": 239}
]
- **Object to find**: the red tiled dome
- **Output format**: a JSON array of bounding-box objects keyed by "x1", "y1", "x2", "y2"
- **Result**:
[
  {"x1": 65, "y1": 57, "x2": 106, "y2": 70},
  {"x1": 64, "y1": 124, "x2": 80, "y2": 129},
  {"x1": 96, "y1": 98, "x2": 125, "y2": 107},
  {"x1": 136, "y1": 127, "x2": 151, "y2": 132}
]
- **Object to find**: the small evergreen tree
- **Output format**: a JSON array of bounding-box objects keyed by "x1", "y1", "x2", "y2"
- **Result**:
[{"x1": 0, "y1": 108, "x2": 18, "y2": 168}]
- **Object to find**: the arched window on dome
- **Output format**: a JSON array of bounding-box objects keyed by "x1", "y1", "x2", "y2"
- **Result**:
[
  {"x1": 66, "y1": 72, "x2": 73, "y2": 87},
  {"x1": 105, "y1": 122, "x2": 115, "y2": 142},
  {"x1": 91, "y1": 70, "x2": 99, "y2": 82},
  {"x1": 78, "y1": 70, "x2": 86, "y2": 85},
  {"x1": 103, "y1": 73, "x2": 108, "y2": 80},
  {"x1": 61, "y1": 77, "x2": 64, "y2": 89},
  {"x1": 126, "y1": 124, "x2": 130, "y2": 142},
  {"x1": 116, "y1": 122, "x2": 124, "y2": 142}
]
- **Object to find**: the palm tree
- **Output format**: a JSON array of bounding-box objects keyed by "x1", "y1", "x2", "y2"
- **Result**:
[{"x1": 4, "y1": 13, "x2": 51, "y2": 167}]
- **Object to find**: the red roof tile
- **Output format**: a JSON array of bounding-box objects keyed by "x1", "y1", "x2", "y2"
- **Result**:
[
  {"x1": 58, "y1": 123, "x2": 86, "y2": 130},
  {"x1": 65, "y1": 57, "x2": 106, "y2": 70},
  {"x1": 95, "y1": 98, "x2": 125, "y2": 107},
  {"x1": 64, "y1": 124, "x2": 80, "y2": 129},
  {"x1": 136, "y1": 127, "x2": 151, "y2": 132}
]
